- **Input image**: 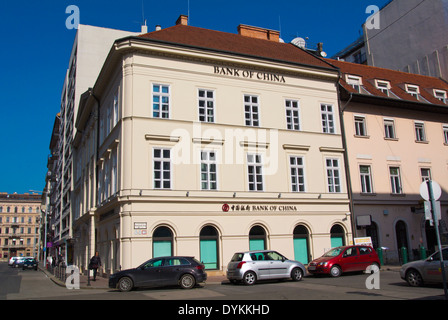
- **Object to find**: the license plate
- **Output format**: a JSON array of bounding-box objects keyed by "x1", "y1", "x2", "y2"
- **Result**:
[{"x1": 308, "y1": 266, "x2": 316, "y2": 271}]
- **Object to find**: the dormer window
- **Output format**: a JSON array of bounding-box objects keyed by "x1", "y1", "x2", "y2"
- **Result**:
[
  {"x1": 376, "y1": 80, "x2": 390, "y2": 96},
  {"x1": 406, "y1": 84, "x2": 419, "y2": 99},
  {"x1": 346, "y1": 75, "x2": 362, "y2": 93},
  {"x1": 434, "y1": 90, "x2": 447, "y2": 104}
]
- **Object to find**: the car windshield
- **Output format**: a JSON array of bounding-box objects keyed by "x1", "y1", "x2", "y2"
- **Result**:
[{"x1": 323, "y1": 247, "x2": 344, "y2": 257}]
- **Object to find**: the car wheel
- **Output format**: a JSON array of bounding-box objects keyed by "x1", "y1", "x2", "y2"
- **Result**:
[
  {"x1": 406, "y1": 269, "x2": 423, "y2": 287},
  {"x1": 117, "y1": 277, "x2": 134, "y2": 292},
  {"x1": 330, "y1": 265, "x2": 342, "y2": 277},
  {"x1": 179, "y1": 274, "x2": 196, "y2": 289},
  {"x1": 291, "y1": 268, "x2": 303, "y2": 281},
  {"x1": 243, "y1": 271, "x2": 257, "y2": 285}
]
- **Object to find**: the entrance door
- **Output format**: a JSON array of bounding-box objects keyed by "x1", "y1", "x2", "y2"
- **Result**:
[
  {"x1": 153, "y1": 227, "x2": 173, "y2": 258},
  {"x1": 200, "y1": 226, "x2": 219, "y2": 270},
  {"x1": 330, "y1": 224, "x2": 345, "y2": 248},
  {"x1": 395, "y1": 220, "x2": 408, "y2": 263},
  {"x1": 293, "y1": 225, "x2": 310, "y2": 264},
  {"x1": 249, "y1": 226, "x2": 266, "y2": 251}
]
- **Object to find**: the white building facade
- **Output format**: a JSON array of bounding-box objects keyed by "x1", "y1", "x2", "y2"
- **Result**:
[
  {"x1": 73, "y1": 17, "x2": 352, "y2": 275},
  {"x1": 50, "y1": 25, "x2": 140, "y2": 264}
]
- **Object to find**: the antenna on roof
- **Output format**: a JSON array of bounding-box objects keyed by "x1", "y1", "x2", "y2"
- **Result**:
[
  {"x1": 140, "y1": 0, "x2": 148, "y2": 33},
  {"x1": 187, "y1": 0, "x2": 190, "y2": 25}
]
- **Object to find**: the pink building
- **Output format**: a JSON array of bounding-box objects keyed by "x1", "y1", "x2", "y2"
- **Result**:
[{"x1": 330, "y1": 59, "x2": 448, "y2": 263}]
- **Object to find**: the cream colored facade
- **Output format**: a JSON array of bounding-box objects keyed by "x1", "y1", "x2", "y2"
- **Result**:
[
  {"x1": 73, "y1": 20, "x2": 352, "y2": 275},
  {"x1": 0, "y1": 193, "x2": 41, "y2": 260}
]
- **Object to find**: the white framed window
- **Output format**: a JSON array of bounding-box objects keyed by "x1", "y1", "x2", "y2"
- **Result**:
[
  {"x1": 389, "y1": 167, "x2": 402, "y2": 194},
  {"x1": 289, "y1": 156, "x2": 305, "y2": 192},
  {"x1": 113, "y1": 92, "x2": 119, "y2": 127},
  {"x1": 414, "y1": 122, "x2": 426, "y2": 142},
  {"x1": 321, "y1": 104, "x2": 335, "y2": 134},
  {"x1": 376, "y1": 80, "x2": 390, "y2": 96},
  {"x1": 200, "y1": 150, "x2": 217, "y2": 190},
  {"x1": 111, "y1": 148, "x2": 118, "y2": 195},
  {"x1": 443, "y1": 125, "x2": 448, "y2": 144},
  {"x1": 420, "y1": 168, "x2": 431, "y2": 182},
  {"x1": 285, "y1": 99, "x2": 300, "y2": 131},
  {"x1": 152, "y1": 84, "x2": 170, "y2": 119},
  {"x1": 359, "y1": 165, "x2": 373, "y2": 193},
  {"x1": 346, "y1": 75, "x2": 362, "y2": 92},
  {"x1": 384, "y1": 119, "x2": 396, "y2": 139},
  {"x1": 198, "y1": 89, "x2": 215, "y2": 123},
  {"x1": 434, "y1": 90, "x2": 447, "y2": 104},
  {"x1": 406, "y1": 84, "x2": 419, "y2": 99},
  {"x1": 325, "y1": 158, "x2": 341, "y2": 193},
  {"x1": 153, "y1": 148, "x2": 171, "y2": 189},
  {"x1": 354, "y1": 115, "x2": 367, "y2": 136},
  {"x1": 247, "y1": 153, "x2": 263, "y2": 191},
  {"x1": 244, "y1": 95, "x2": 260, "y2": 127}
]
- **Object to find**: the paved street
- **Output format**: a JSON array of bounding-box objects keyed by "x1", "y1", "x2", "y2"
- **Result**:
[{"x1": 1, "y1": 262, "x2": 446, "y2": 302}]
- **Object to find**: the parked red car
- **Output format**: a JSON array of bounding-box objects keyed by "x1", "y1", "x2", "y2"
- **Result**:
[{"x1": 308, "y1": 245, "x2": 380, "y2": 277}]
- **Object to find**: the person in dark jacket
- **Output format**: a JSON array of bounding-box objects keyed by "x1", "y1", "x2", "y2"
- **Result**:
[{"x1": 89, "y1": 251, "x2": 102, "y2": 281}]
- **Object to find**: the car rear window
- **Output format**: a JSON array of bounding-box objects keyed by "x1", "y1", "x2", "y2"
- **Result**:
[{"x1": 231, "y1": 253, "x2": 244, "y2": 262}]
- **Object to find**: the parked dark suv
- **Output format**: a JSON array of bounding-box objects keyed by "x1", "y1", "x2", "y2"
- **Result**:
[{"x1": 109, "y1": 256, "x2": 207, "y2": 292}]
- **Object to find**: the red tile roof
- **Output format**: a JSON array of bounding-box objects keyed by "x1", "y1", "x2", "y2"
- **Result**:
[
  {"x1": 328, "y1": 59, "x2": 448, "y2": 106},
  {"x1": 138, "y1": 24, "x2": 335, "y2": 70}
]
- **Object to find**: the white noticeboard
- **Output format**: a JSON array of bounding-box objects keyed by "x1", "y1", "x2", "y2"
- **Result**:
[{"x1": 354, "y1": 237, "x2": 373, "y2": 247}]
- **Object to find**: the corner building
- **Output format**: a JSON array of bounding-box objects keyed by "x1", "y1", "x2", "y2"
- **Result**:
[{"x1": 73, "y1": 16, "x2": 351, "y2": 275}]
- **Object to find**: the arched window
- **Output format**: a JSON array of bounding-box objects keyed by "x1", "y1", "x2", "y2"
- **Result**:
[
  {"x1": 200, "y1": 226, "x2": 219, "y2": 270},
  {"x1": 153, "y1": 226, "x2": 173, "y2": 258},
  {"x1": 249, "y1": 225, "x2": 266, "y2": 250},
  {"x1": 293, "y1": 225, "x2": 310, "y2": 264},
  {"x1": 330, "y1": 224, "x2": 345, "y2": 248}
]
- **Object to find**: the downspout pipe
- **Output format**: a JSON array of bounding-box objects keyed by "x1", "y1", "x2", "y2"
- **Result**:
[
  {"x1": 88, "y1": 88, "x2": 100, "y2": 258},
  {"x1": 336, "y1": 73, "x2": 356, "y2": 242}
]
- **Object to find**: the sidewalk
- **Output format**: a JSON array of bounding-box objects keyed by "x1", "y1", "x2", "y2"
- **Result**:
[{"x1": 40, "y1": 265, "x2": 401, "y2": 290}]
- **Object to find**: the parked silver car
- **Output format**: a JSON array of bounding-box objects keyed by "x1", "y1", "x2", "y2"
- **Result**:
[
  {"x1": 400, "y1": 247, "x2": 448, "y2": 287},
  {"x1": 226, "y1": 250, "x2": 306, "y2": 285}
]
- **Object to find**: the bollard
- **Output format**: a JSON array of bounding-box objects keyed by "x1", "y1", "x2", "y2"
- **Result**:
[
  {"x1": 376, "y1": 247, "x2": 383, "y2": 266},
  {"x1": 419, "y1": 246, "x2": 427, "y2": 260},
  {"x1": 400, "y1": 247, "x2": 408, "y2": 265}
]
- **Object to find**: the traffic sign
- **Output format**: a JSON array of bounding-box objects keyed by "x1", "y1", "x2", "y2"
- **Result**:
[{"x1": 420, "y1": 180, "x2": 441, "y2": 201}]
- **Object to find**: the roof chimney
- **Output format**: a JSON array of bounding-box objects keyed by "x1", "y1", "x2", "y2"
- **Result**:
[
  {"x1": 237, "y1": 24, "x2": 280, "y2": 42},
  {"x1": 176, "y1": 15, "x2": 188, "y2": 26}
]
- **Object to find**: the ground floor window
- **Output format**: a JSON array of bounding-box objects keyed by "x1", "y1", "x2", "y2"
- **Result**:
[
  {"x1": 249, "y1": 225, "x2": 267, "y2": 250},
  {"x1": 200, "y1": 226, "x2": 219, "y2": 270},
  {"x1": 153, "y1": 226, "x2": 173, "y2": 258},
  {"x1": 293, "y1": 225, "x2": 310, "y2": 264},
  {"x1": 330, "y1": 224, "x2": 345, "y2": 248}
]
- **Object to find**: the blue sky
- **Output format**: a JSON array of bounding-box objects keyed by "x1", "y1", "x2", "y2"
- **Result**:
[{"x1": 0, "y1": 0, "x2": 390, "y2": 194}]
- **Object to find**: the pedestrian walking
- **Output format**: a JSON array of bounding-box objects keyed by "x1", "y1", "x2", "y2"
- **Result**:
[{"x1": 89, "y1": 251, "x2": 102, "y2": 281}]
